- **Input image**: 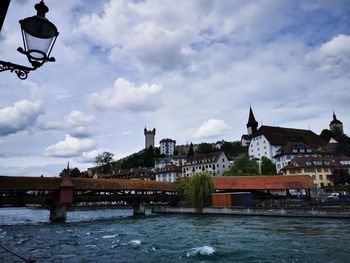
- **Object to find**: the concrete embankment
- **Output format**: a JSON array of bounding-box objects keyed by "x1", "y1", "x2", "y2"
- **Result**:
[{"x1": 152, "y1": 206, "x2": 350, "y2": 218}]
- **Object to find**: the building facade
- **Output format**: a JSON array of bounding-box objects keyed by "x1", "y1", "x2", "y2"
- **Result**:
[
  {"x1": 160, "y1": 138, "x2": 176, "y2": 156},
  {"x1": 155, "y1": 165, "x2": 182, "y2": 182},
  {"x1": 182, "y1": 151, "x2": 230, "y2": 177},
  {"x1": 281, "y1": 156, "x2": 343, "y2": 187}
]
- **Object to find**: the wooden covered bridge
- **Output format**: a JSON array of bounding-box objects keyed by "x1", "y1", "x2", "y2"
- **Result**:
[{"x1": 0, "y1": 174, "x2": 178, "y2": 222}]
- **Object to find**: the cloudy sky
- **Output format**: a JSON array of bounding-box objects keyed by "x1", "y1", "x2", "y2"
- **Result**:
[{"x1": 0, "y1": 0, "x2": 349, "y2": 176}]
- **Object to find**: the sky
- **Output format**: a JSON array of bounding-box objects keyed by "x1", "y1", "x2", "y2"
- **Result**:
[{"x1": 0, "y1": 0, "x2": 349, "y2": 176}]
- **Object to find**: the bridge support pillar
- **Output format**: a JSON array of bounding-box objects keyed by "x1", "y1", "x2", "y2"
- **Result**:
[
  {"x1": 133, "y1": 202, "x2": 145, "y2": 216},
  {"x1": 49, "y1": 204, "x2": 67, "y2": 223}
]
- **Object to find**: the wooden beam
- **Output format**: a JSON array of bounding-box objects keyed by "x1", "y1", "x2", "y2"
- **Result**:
[{"x1": 0, "y1": 0, "x2": 11, "y2": 32}]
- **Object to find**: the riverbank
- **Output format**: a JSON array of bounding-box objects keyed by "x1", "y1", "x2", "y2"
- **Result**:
[{"x1": 152, "y1": 206, "x2": 350, "y2": 218}]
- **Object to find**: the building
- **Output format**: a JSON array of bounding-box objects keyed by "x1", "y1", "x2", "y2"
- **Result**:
[
  {"x1": 144, "y1": 127, "x2": 156, "y2": 149},
  {"x1": 248, "y1": 125, "x2": 327, "y2": 162},
  {"x1": 111, "y1": 167, "x2": 155, "y2": 180},
  {"x1": 329, "y1": 111, "x2": 343, "y2": 134},
  {"x1": 281, "y1": 156, "x2": 343, "y2": 187},
  {"x1": 273, "y1": 142, "x2": 327, "y2": 173},
  {"x1": 182, "y1": 151, "x2": 230, "y2": 177},
  {"x1": 160, "y1": 138, "x2": 176, "y2": 156},
  {"x1": 155, "y1": 164, "x2": 182, "y2": 182}
]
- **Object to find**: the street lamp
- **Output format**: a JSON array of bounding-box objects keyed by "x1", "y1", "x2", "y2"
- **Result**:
[{"x1": 0, "y1": 1, "x2": 59, "y2": 80}]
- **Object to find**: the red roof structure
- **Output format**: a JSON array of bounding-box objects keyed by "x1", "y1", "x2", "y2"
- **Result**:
[{"x1": 213, "y1": 176, "x2": 314, "y2": 191}]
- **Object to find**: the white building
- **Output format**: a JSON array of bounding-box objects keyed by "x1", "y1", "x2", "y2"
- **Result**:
[
  {"x1": 160, "y1": 138, "x2": 176, "y2": 156},
  {"x1": 155, "y1": 165, "x2": 182, "y2": 182},
  {"x1": 182, "y1": 151, "x2": 230, "y2": 177},
  {"x1": 248, "y1": 126, "x2": 327, "y2": 164},
  {"x1": 273, "y1": 142, "x2": 325, "y2": 173}
]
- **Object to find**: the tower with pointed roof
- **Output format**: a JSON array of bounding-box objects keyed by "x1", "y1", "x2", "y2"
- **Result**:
[
  {"x1": 329, "y1": 111, "x2": 343, "y2": 134},
  {"x1": 247, "y1": 107, "x2": 258, "y2": 136}
]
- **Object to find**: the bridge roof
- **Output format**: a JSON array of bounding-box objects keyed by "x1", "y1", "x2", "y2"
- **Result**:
[
  {"x1": 213, "y1": 175, "x2": 314, "y2": 190},
  {"x1": 0, "y1": 176, "x2": 176, "y2": 192}
]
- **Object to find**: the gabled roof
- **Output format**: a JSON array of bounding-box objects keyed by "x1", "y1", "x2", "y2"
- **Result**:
[
  {"x1": 282, "y1": 156, "x2": 342, "y2": 171},
  {"x1": 213, "y1": 175, "x2": 314, "y2": 190},
  {"x1": 252, "y1": 125, "x2": 327, "y2": 147}
]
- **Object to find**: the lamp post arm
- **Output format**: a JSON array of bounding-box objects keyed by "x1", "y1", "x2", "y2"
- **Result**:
[{"x1": 0, "y1": 60, "x2": 35, "y2": 80}]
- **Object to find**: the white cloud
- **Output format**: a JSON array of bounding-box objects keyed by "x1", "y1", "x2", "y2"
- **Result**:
[
  {"x1": 65, "y1": 110, "x2": 95, "y2": 127},
  {"x1": 193, "y1": 119, "x2": 230, "y2": 139},
  {"x1": 306, "y1": 34, "x2": 350, "y2": 78},
  {"x1": 74, "y1": 149, "x2": 100, "y2": 163},
  {"x1": 89, "y1": 78, "x2": 163, "y2": 112},
  {"x1": 44, "y1": 134, "x2": 96, "y2": 158},
  {"x1": 0, "y1": 100, "x2": 45, "y2": 136}
]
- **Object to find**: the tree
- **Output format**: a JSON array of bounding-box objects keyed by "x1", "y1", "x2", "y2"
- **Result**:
[
  {"x1": 220, "y1": 141, "x2": 246, "y2": 158},
  {"x1": 59, "y1": 167, "x2": 84, "y2": 178},
  {"x1": 184, "y1": 172, "x2": 214, "y2": 213},
  {"x1": 196, "y1": 143, "x2": 214, "y2": 154},
  {"x1": 329, "y1": 169, "x2": 350, "y2": 186},
  {"x1": 320, "y1": 129, "x2": 334, "y2": 142},
  {"x1": 224, "y1": 154, "x2": 259, "y2": 176},
  {"x1": 95, "y1": 151, "x2": 114, "y2": 173},
  {"x1": 260, "y1": 156, "x2": 277, "y2": 175},
  {"x1": 187, "y1": 142, "x2": 194, "y2": 157}
]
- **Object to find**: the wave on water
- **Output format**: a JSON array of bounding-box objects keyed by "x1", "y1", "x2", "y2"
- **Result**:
[
  {"x1": 128, "y1": 240, "x2": 142, "y2": 246},
  {"x1": 186, "y1": 246, "x2": 216, "y2": 257},
  {"x1": 102, "y1": 234, "x2": 117, "y2": 239}
]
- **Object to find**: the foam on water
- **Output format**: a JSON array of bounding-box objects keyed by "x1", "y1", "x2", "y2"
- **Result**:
[
  {"x1": 102, "y1": 234, "x2": 117, "y2": 239},
  {"x1": 186, "y1": 246, "x2": 215, "y2": 257},
  {"x1": 129, "y1": 240, "x2": 142, "y2": 246}
]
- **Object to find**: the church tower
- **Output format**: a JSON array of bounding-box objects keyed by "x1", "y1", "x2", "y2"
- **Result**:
[
  {"x1": 247, "y1": 107, "x2": 258, "y2": 136},
  {"x1": 144, "y1": 127, "x2": 156, "y2": 149},
  {"x1": 329, "y1": 111, "x2": 343, "y2": 134}
]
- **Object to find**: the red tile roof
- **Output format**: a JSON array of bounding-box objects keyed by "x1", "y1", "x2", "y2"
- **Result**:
[{"x1": 213, "y1": 175, "x2": 314, "y2": 190}]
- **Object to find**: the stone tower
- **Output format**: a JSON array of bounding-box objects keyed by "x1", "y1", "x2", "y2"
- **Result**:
[
  {"x1": 247, "y1": 107, "x2": 258, "y2": 136},
  {"x1": 329, "y1": 111, "x2": 343, "y2": 134},
  {"x1": 144, "y1": 127, "x2": 156, "y2": 149}
]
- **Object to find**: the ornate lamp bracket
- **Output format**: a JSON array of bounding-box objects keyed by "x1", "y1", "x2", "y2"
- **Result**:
[{"x1": 0, "y1": 60, "x2": 34, "y2": 80}]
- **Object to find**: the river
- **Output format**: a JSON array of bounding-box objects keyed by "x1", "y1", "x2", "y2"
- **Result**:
[{"x1": 0, "y1": 208, "x2": 349, "y2": 262}]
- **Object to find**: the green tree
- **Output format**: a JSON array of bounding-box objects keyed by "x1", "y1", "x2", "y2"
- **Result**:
[
  {"x1": 196, "y1": 143, "x2": 214, "y2": 154},
  {"x1": 260, "y1": 156, "x2": 277, "y2": 175},
  {"x1": 329, "y1": 168, "x2": 350, "y2": 186},
  {"x1": 220, "y1": 141, "x2": 246, "y2": 157},
  {"x1": 184, "y1": 172, "x2": 215, "y2": 213},
  {"x1": 95, "y1": 151, "x2": 114, "y2": 173},
  {"x1": 59, "y1": 167, "x2": 83, "y2": 178},
  {"x1": 320, "y1": 129, "x2": 334, "y2": 142},
  {"x1": 187, "y1": 142, "x2": 194, "y2": 157},
  {"x1": 224, "y1": 154, "x2": 259, "y2": 176}
]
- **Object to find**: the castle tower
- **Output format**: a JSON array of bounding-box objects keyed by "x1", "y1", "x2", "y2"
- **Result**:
[
  {"x1": 247, "y1": 107, "x2": 258, "y2": 136},
  {"x1": 329, "y1": 111, "x2": 343, "y2": 134},
  {"x1": 144, "y1": 127, "x2": 156, "y2": 149}
]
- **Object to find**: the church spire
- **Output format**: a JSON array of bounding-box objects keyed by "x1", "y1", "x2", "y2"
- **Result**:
[{"x1": 247, "y1": 106, "x2": 258, "y2": 135}]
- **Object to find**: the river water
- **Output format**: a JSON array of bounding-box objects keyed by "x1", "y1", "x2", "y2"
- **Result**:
[{"x1": 0, "y1": 208, "x2": 349, "y2": 262}]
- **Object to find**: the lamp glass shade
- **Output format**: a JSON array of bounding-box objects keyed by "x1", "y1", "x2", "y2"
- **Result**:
[{"x1": 20, "y1": 16, "x2": 58, "y2": 60}]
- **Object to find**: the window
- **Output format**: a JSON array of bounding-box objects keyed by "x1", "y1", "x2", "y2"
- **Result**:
[
  {"x1": 324, "y1": 168, "x2": 329, "y2": 172},
  {"x1": 312, "y1": 175, "x2": 316, "y2": 180},
  {"x1": 317, "y1": 168, "x2": 322, "y2": 172},
  {"x1": 222, "y1": 159, "x2": 224, "y2": 162},
  {"x1": 223, "y1": 165, "x2": 225, "y2": 169},
  {"x1": 319, "y1": 175, "x2": 323, "y2": 180}
]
